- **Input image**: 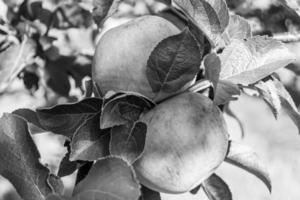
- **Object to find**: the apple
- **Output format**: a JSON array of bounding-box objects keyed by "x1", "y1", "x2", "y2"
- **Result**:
[
  {"x1": 92, "y1": 15, "x2": 187, "y2": 102},
  {"x1": 133, "y1": 92, "x2": 229, "y2": 193}
]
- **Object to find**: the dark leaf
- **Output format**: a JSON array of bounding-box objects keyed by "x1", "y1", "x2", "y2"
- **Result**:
[
  {"x1": 219, "y1": 36, "x2": 295, "y2": 85},
  {"x1": 36, "y1": 98, "x2": 102, "y2": 138},
  {"x1": 75, "y1": 162, "x2": 93, "y2": 185},
  {"x1": 57, "y1": 142, "x2": 79, "y2": 177},
  {"x1": 0, "y1": 113, "x2": 62, "y2": 200},
  {"x1": 214, "y1": 80, "x2": 240, "y2": 105},
  {"x1": 203, "y1": 174, "x2": 232, "y2": 200},
  {"x1": 173, "y1": 0, "x2": 229, "y2": 46},
  {"x1": 147, "y1": 28, "x2": 202, "y2": 94},
  {"x1": 92, "y1": 0, "x2": 123, "y2": 27},
  {"x1": 225, "y1": 141, "x2": 272, "y2": 192},
  {"x1": 13, "y1": 108, "x2": 46, "y2": 132},
  {"x1": 204, "y1": 53, "x2": 221, "y2": 96},
  {"x1": 70, "y1": 114, "x2": 110, "y2": 161},
  {"x1": 0, "y1": 37, "x2": 36, "y2": 92},
  {"x1": 226, "y1": 14, "x2": 252, "y2": 40},
  {"x1": 73, "y1": 157, "x2": 140, "y2": 200},
  {"x1": 110, "y1": 122, "x2": 147, "y2": 164},
  {"x1": 190, "y1": 185, "x2": 201, "y2": 195},
  {"x1": 139, "y1": 185, "x2": 161, "y2": 200},
  {"x1": 101, "y1": 92, "x2": 154, "y2": 129}
]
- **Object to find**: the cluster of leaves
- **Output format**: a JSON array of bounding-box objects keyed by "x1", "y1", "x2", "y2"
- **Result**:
[
  {"x1": 1, "y1": 0, "x2": 300, "y2": 200},
  {"x1": 0, "y1": 0, "x2": 95, "y2": 98}
]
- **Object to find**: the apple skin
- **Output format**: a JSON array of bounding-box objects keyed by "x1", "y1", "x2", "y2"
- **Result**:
[
  {"x1": 133, "y1": 92, "x2": 229, "y2": 194},
  {"x1": 92, "y1": 15, "x2": 185, "y2": 102}
]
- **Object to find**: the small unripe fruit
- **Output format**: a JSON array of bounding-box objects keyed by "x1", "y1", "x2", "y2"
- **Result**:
[
  {"x1": 92, "y1": 15, "x2": 182, "y2": 101},
  {"x1": 133, "y1": 92, "x2": 229, "y2": 193}
]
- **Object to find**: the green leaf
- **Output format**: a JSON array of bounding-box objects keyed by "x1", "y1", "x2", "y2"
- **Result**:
[
  {"x1": 146, "y1": 28, "x2": 203, "y2": 94},
  {"x1": 0, "y1": 113, "x2": 62, "y2": 200},
  {"x1": 255, "y1": 78, "x2": 300, "y2": 133},
  {"x1": 0, "y1": 37, "x2": 36, "y2": 92},
  {"x1": 57, "y1": 142, "x2": 79, "y2": 177},
  {"x1": 203, "y1": 53, "x2": 221, "y2": 96},
  {"x1": 225, "y1": 141, "x2": 272, "y2": 192},
  {"x1": 13, "y1": 108, "x2": 46, "y2": 133},
  {"x1": 139, "y1": 185, "x2": 161, "y2": 200},
  {"x1": 214, "y1": 80, "x2": 240, "y2": 105},
  {"x1": 203, "y1": 174, "x2": 232, "y2": 200},
  {"x1": 36, "y1": 98, "x2": 102, "y2": 138},
  {"x1": 70, "y1": 114, "x2": 110, "y2": 161},
  {"x1": 278, "y1": 0, "x2": 300, "y2": 17},
  {"x1": 73, "y1": 157, "x2": 140, "y2": 200},
  {"x1": 110, "y1": 122, "x2": 147, "y2": 164},
  {"x1": 101, "y1": 92, "x2": 154, "y2": 129},
  {"x1": 92, "y1": 0, "x2": 123, "y2": 27},
  {"x1": 173, "y1": 0, "x2": 229, "y2": 46},
  {"x1": 226, "y1": 14, "x2": 252, "y2": 40},
  {"x1": 219, "y1": 36, "x2": 295, "y2": 85}
]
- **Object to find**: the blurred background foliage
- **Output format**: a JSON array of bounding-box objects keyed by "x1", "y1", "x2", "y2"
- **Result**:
[{"x1": 0, "y1": 0, "x2": 300, "y2": 199}]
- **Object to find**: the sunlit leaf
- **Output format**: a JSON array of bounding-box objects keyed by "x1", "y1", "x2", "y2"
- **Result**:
[
  {"x1": 225, "y1": 141, "x2": 272, "y2": 192},
  {"x1": 255, "y1": 77, "x2": 300, "y2": 133},
  {"x1": 219, "y1": 36, "x2": 295, "y2": 85},
  {"x1": 110, "y1": 122, "x2": 147, "y2": 164},
  {"x1": 226, "y1": 14, "x2": 252, "y2": 40},
  {"x1": 0, "y1": 113, "x2": 62, "y2": 200},
  {"x1": 173, "y1": 0, "x2": 229, "y2": 45},
  {"x1": 203, "y1": 53, "x2": 221, "y2": 96},
  {"x1": 279, "y1": 0, "x2": 300, "y2": 17},
  {"x1": 147, "y1": 28, "x2": 203, "y2": 94},
  {"x1": 203, "y1": 174, "x2": 232, "y2": 200},
  {"x1": 73, "y1": 157, "x2": 140, "y2": 200}
]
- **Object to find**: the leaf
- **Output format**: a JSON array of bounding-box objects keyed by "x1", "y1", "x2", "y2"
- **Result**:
[
  {"x1": 0, "y1": 113, "x2": 62, "y2": 200},
  {"x1": 92, "y1": 0, "x2": 123, "y2": 27},
  {"x1": 0, "y1": 37, "x2": 36, "y2": 92},
  {"x1": 225, "y1": 141, "x2": 272, "y2": 192},
  {"x1": 219, "y1": 36, "x2": 295, "y2": 85},
  {"x1": 70, "y1": 114, "x2": 111, "y2": 161},
  {"x1": 203, "y1": 174, "x2": 232, "y2": 200},
  {"x1": 139, "y1": 185, "x2": 161, "y2": 200},
  {"x1": 36, "y1": 98, "x2": 102, "y2": 138},
  {"x1": 255, "y1": 78, "x2": 300, "y2": 133},
  {"x1": 146, "y1": 28, "x2": 203, "y2": 94},
  {"x1": 203, "y1": 53, "x2": 221, "y2": 95},
  {"x1": 226, "y1": 14, "x2": 252, "y2": 40},
  {"x1": 73, "y1": 157, "x2": 141, "y2": 200},
  {"x1": 255, "y1": 80, "x2": 282, "y2": 119},
  {"x1": 110, "y1": 122, "x2": 147, "y2": 164},
  {"x1": 57, "y1": 141, "x2": 79, "y2": 177},
  {"x1": 214, "y1": 80, "x2": 241, "y2": 105},
  {"x1": 13, "y1": 108, "x2": 46, "y2": 132},
  {"x1": 278, "y1": 0, "x2": 300, "y2": 17},
  {"x1": 190, "y1": 185, "x2": 201, "y2": 195},
  {"x1": 101, "y1": 92, "x2": 154, "y2": 129},
  {"x1": 173, "y1": 0, "x2": 229, "y2": 45}
]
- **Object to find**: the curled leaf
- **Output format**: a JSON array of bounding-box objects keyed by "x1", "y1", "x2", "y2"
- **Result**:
[{"x1": 225, "y1": 141, "x2": 272, "y2": 192}]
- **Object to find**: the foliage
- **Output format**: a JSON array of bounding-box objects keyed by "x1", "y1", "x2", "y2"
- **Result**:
[{"x1": 0, "y1": 0, "x2": 300, "y2": 200}]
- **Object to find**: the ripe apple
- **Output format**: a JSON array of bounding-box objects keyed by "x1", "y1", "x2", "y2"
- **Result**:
[
  {"x1": 92, "y1": 15, "x2": 188, "y2": 102},
  {"x1": 133, "y1": 92, "x2": 229, "y2": 193}
]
